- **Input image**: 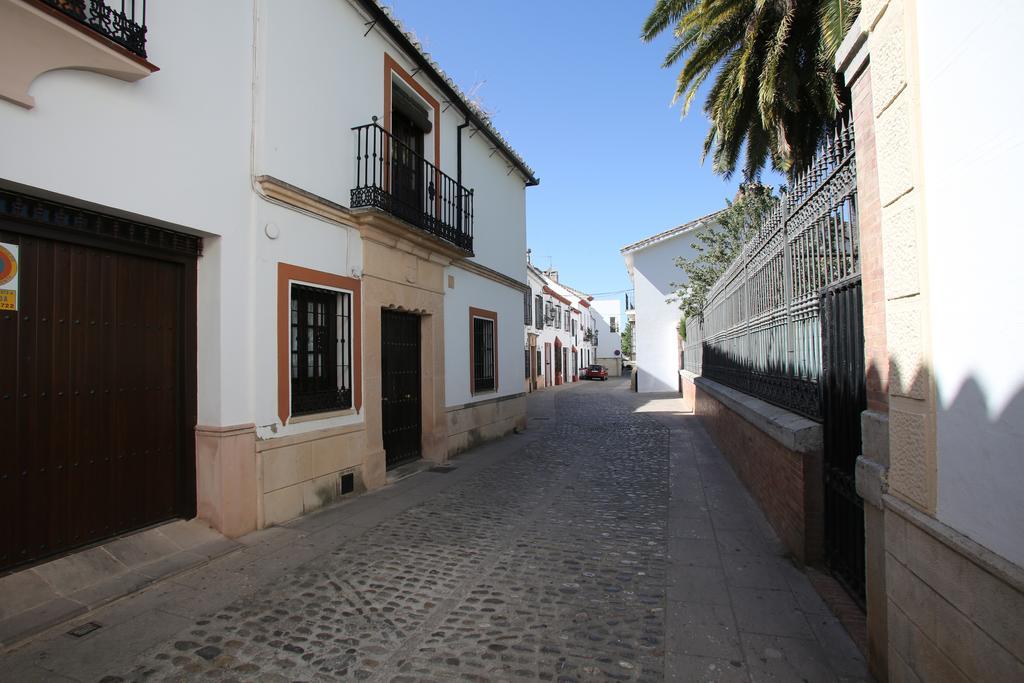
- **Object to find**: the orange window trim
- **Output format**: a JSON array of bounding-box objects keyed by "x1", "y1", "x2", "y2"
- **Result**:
[
  {"x1": 384, "y1": 53, "x2": 441, "y2": 168},
  {"x1": 469, "y1": 306, "x2": 498, "y2": 395},
  {"x1": 277, "y1": 263, "x2": 363, "y2": 426}
]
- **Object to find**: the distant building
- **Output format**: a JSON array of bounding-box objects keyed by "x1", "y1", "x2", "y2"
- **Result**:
[
  {"x1": 524, "y1": 263, "x2": 597, "y2": 390},
  {"x1": 621, "y1": 211, "x2": 723, "y2": 392},
  {"x1": 591, "y1": 298, "x2": 623, "y2": 376}
]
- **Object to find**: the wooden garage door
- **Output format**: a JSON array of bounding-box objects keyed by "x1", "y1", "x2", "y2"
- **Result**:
[{"x1": 0, "y1": 229, "x2": 194, "y2": 572}]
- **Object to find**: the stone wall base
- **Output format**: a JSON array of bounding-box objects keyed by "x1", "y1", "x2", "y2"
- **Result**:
[
  {"x1": 256, "y1": 423, "x2": 381, "y2": 528},
  {"x1": 195, "y1": 424, "x2": 258, "y2": 538},
  {"x1": 883, "y1": 495, "x2": 1024, "y2": 682},
  {"x1": 694, "y1": 377, "x2": 824, "y2": 565},
  {"x1": 447, "y1": 393, "x2": 527, "y2": 458}
]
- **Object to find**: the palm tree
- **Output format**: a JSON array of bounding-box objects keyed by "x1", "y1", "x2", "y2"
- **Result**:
[{"x1": 642, "y1": 0, "x2": 859, "y2": 181}]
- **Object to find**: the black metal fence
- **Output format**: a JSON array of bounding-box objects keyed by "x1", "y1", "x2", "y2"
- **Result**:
[
  {"x1": 351, "y1": 119, "x2": 474, "y2": 252},
  {"x1": 821, "y1": 278, "x2": 867, "y2": 602},
  {"x1": 685, "y1": 119, "x2": 859, "y2": 420},
  {"x1": 42, "y1": 0, "x2": 148, "y2": 58}
]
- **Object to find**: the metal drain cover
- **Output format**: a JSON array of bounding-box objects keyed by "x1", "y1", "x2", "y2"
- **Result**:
[
  {"x1": 429, "y1": 465, "x2": 456, "y2": 473},
  {"x1": 67, "y1": 621, "x2": 102, "y2": 638}
]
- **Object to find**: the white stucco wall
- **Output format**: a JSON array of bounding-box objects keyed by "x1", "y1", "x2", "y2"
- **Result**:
[
  {"x1": 0, "y1": 0, "x2": 531, "y2": 435},
  {"x1": 0, "y1": 0, "x2": 257, "y2": 427},
  {"x1": 917, "y1": 1, "x2": 1024, "y2": 566},
  {"x1": 444, "y1": 267, "x2": 526, "y2": 407},
  {"x1": 626, "y1": 232, "x2": 699, "y2": 393},
  {"x1": 591, "y1": 298, "x2": 623, "y2": 360},
  {"x1": 251, "y1": 201, "x2": 363, "y2": 440},
  {"x1": 259, "y1": 0, "x2": 530, "y2": 285}
]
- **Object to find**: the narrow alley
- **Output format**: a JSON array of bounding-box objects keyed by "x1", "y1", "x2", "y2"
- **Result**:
[{"x1": 2, "y1": 378, "x2": 867, "y2": 682}]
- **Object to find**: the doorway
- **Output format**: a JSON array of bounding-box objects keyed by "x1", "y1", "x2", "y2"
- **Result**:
[
  {"x1": 544, "y1": 343, "x2": 552, "y2": 387},
  {"x1": 0, "y1": 222, "x2": 196, "y2": 572},
  {"x1": 381, "y1": 309, "x2": 421, "y2": 469}
]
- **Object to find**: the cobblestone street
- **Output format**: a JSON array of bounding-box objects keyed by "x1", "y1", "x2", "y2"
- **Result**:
[{"x1": 1, "y1": 378, "x2": 869, "y2": 682}]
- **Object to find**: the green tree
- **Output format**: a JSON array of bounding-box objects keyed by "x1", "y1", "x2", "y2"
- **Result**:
[
  {"x1": 620, "y1": 321, "x2": 634, "y2": 358},
  {"x1": 641, "y1": 0, "x2": 859, "y2": 180},
  {"x1": 673, "y1": 183, "x2": 778, "y2": 319}
]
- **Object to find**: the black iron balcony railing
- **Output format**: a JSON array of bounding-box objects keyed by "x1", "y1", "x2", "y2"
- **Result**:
[
  {"x1": 41, "y1": 0, "x2": 148, "y2": 58},
  {"x1": 351, "y1": 118, "x2": 474, "y2": 252}
]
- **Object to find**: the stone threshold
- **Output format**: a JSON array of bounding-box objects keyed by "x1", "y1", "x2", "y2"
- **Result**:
[
  {"x1": 385, "y1": 459, "x2": 435, "y2": 485},
  {"x1": 0, "y1": 520, "x2": 240, "y2": 649}
]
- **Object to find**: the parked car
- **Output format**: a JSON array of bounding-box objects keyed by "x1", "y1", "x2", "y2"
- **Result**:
[{"x1": 584, "y1": 364, "x2": 608, "y2": 381}]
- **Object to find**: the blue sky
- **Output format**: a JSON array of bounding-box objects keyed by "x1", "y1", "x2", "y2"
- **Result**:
[{"x1": 386, "y1": 1, "x2": 782, "y2": 303}]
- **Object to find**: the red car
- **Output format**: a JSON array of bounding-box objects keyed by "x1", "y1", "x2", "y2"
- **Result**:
[{"x1": 584, "y1": 364, "x2": 608, "y2": 381}]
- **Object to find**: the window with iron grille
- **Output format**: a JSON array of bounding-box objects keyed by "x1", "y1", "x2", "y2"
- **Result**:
[
  {"x1": 535, "y1": 295, "x2": 543, "y2": 330},
  {"x1": 291, "y1": 284, "x2": 352, "y2": 415},
  {"x1": 524, "y1": 348, "x2": 530, "y2": 378},
  {"x1": 536, "y1": 349, "x2": 542, "y2": 375},
  {"x1": 472, "y1": 316, "x2": 496, "y2": 392},
  {"x1": 555, "y1": 306, "x2": 562, "y2": 329},
  {"x1": 524, "y1": 289, "x2": 532, "y2": 325}
]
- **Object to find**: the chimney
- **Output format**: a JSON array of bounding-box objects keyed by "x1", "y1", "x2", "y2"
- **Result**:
[{"x1": 545, "y1": 269, "x2": 559, "y2": 283}]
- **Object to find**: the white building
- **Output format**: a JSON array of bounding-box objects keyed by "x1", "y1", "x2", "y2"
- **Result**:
[
  {"x1": 621, "y1": 211, "x2": 722, "y2": 392},
  {"x1": 0, "y1": 0, "x2": 537, "y2": 571},
  {"x1": 590, "y1": 298, "x2": 623, "y2": 376},
  {"x1": 524, "y1": 264, "x2": 597, "y2": 390}
]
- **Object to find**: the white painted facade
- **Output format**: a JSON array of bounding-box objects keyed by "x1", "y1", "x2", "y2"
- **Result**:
[
  {"x1": 591, "y1": 298, "x2": 623, "y2": 374},
  {"x1": 0, "y1": 0, "x2": 535, "y2": 538},
  {"x1": 523, "y1": 265, "x2": 597, "y2": 388},
  {"x1": 915, "y1": 2, "x2": 1024, "y2": 567},
  {"x1": 622, "y1": 215, "x2": 719, "y2": 393}
]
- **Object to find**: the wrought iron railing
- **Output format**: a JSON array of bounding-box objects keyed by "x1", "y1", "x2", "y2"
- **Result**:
[
  {"x1": 351, "y1": 118, "x2": 474, "y2": 252},
  {"x1": 685, "y1": 118, "x2": 859, "y2": 419},
  {"x1": 41, "y1": 0, "x2": 148, "y2": 58}
]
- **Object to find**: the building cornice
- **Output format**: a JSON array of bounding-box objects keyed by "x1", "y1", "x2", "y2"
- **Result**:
[
  {"x1": 458, "y1": 258, "x2": 529, "y2": 293},
  {"x1": 543, "y1": 285, "x2": 572, "y2": 306}
]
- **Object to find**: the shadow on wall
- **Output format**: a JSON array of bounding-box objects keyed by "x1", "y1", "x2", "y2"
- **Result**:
[{"x1": 864, "y1": 355, "x2": 1024, "y2": 568}]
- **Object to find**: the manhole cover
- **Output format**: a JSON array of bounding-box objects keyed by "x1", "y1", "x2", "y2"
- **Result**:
[{"x1": 429, "y1": 465, "x2": 456, "y2": 473}]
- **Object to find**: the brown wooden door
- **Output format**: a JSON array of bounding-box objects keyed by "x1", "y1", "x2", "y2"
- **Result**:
[{"x1": 0, "y1": 231, "x2": 191, "y2": 572}]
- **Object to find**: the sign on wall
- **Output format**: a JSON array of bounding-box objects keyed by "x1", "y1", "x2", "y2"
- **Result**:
[{"x1": 0, "y1": 242, "x2": 18, "y2": 311}]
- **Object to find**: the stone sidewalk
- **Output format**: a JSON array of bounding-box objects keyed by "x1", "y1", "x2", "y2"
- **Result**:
[{"x1": 0, "y1": 377, "x2": 869, "y2": 682}]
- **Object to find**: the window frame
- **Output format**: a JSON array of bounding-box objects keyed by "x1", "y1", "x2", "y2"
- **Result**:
[
  {"x1": 469, "y1": 306, "x2": 499, "y2": 395},
  {"x1": 289, "y1": 283, "x2": 354, "y2": 417},
  {"x1": 277, "y1": 263, "x2": 362, "y2": 426}
]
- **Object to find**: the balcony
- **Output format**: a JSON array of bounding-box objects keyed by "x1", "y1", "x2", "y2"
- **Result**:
[
  {"x1": 41, "y1": 0, "x2": 148, "y2": 57},
  {"x1": 351, "y1": 119, "x2": 474, "y2": 253},
  {"x1": 0, "y1": 0, "x2": 155, "y2": 108}
]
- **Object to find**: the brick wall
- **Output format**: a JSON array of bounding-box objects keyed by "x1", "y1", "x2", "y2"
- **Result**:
[
  {"x1": 696, "y1": 386, "x2": 823, "y2": 565},
  {"x1": 850, "y1": 63, "x2": 889, "y2": 414}
]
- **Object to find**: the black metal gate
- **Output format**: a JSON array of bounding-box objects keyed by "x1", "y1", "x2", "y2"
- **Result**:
[
  {"x1": 381, "y1": 309, "x2": 421, "y2": 469},
  {"x1": 821, "y1": 277, "x2": 867, "y2": 603}
]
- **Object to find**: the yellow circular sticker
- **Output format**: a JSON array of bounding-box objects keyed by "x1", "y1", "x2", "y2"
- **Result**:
[{"x1": 0, "y1": 245, "x2": 16, "y2": 287}]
